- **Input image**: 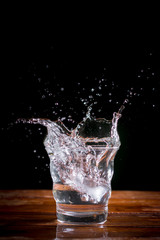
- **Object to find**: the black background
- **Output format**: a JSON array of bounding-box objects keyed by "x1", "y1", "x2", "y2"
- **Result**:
[{"x1": 1, "y1": 5, "x2": 160, "y2": 190}]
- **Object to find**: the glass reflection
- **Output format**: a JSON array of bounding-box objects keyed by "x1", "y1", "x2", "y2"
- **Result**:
[{"x1": 55, "y1": 223, "x2": 108, "y2": 239}]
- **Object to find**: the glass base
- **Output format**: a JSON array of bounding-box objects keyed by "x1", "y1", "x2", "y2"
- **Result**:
[{"x1": 56, "y1": 203, "x2": 108, "y2": 224}]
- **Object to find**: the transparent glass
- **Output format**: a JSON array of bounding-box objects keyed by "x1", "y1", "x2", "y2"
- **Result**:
[{"x1": 43, "y1": 113, "x2": 121, "y2": 224}]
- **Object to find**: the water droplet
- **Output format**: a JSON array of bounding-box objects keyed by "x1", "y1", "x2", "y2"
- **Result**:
[
  {"x1": 89, "y1": 95, "x2": 93, "y2": 99},
  {"x1": 123, "y1": 99, "x2": 129, "y2": 104}
]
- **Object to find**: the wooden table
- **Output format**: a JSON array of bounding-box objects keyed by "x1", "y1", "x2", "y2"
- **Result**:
[{"x1": 0, "y1": 190, "x2": 160, "y2": 239}]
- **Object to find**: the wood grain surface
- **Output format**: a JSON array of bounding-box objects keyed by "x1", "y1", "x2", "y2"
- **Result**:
[{"x1": 0, "y1": 190, "x2": 160, "y2": 239}]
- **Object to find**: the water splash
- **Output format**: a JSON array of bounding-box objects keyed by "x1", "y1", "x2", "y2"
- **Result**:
[
  {"x1": 17, "y1": 103, "x2": 124, "y2": 203},
  {"x1": 118, "y1": 99, "x2": 129, "y2": 114}
]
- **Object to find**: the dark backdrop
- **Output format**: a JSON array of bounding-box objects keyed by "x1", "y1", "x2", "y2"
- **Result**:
[{"x1": 1, "y1": 6, "x2": 160, "y2": 190}]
